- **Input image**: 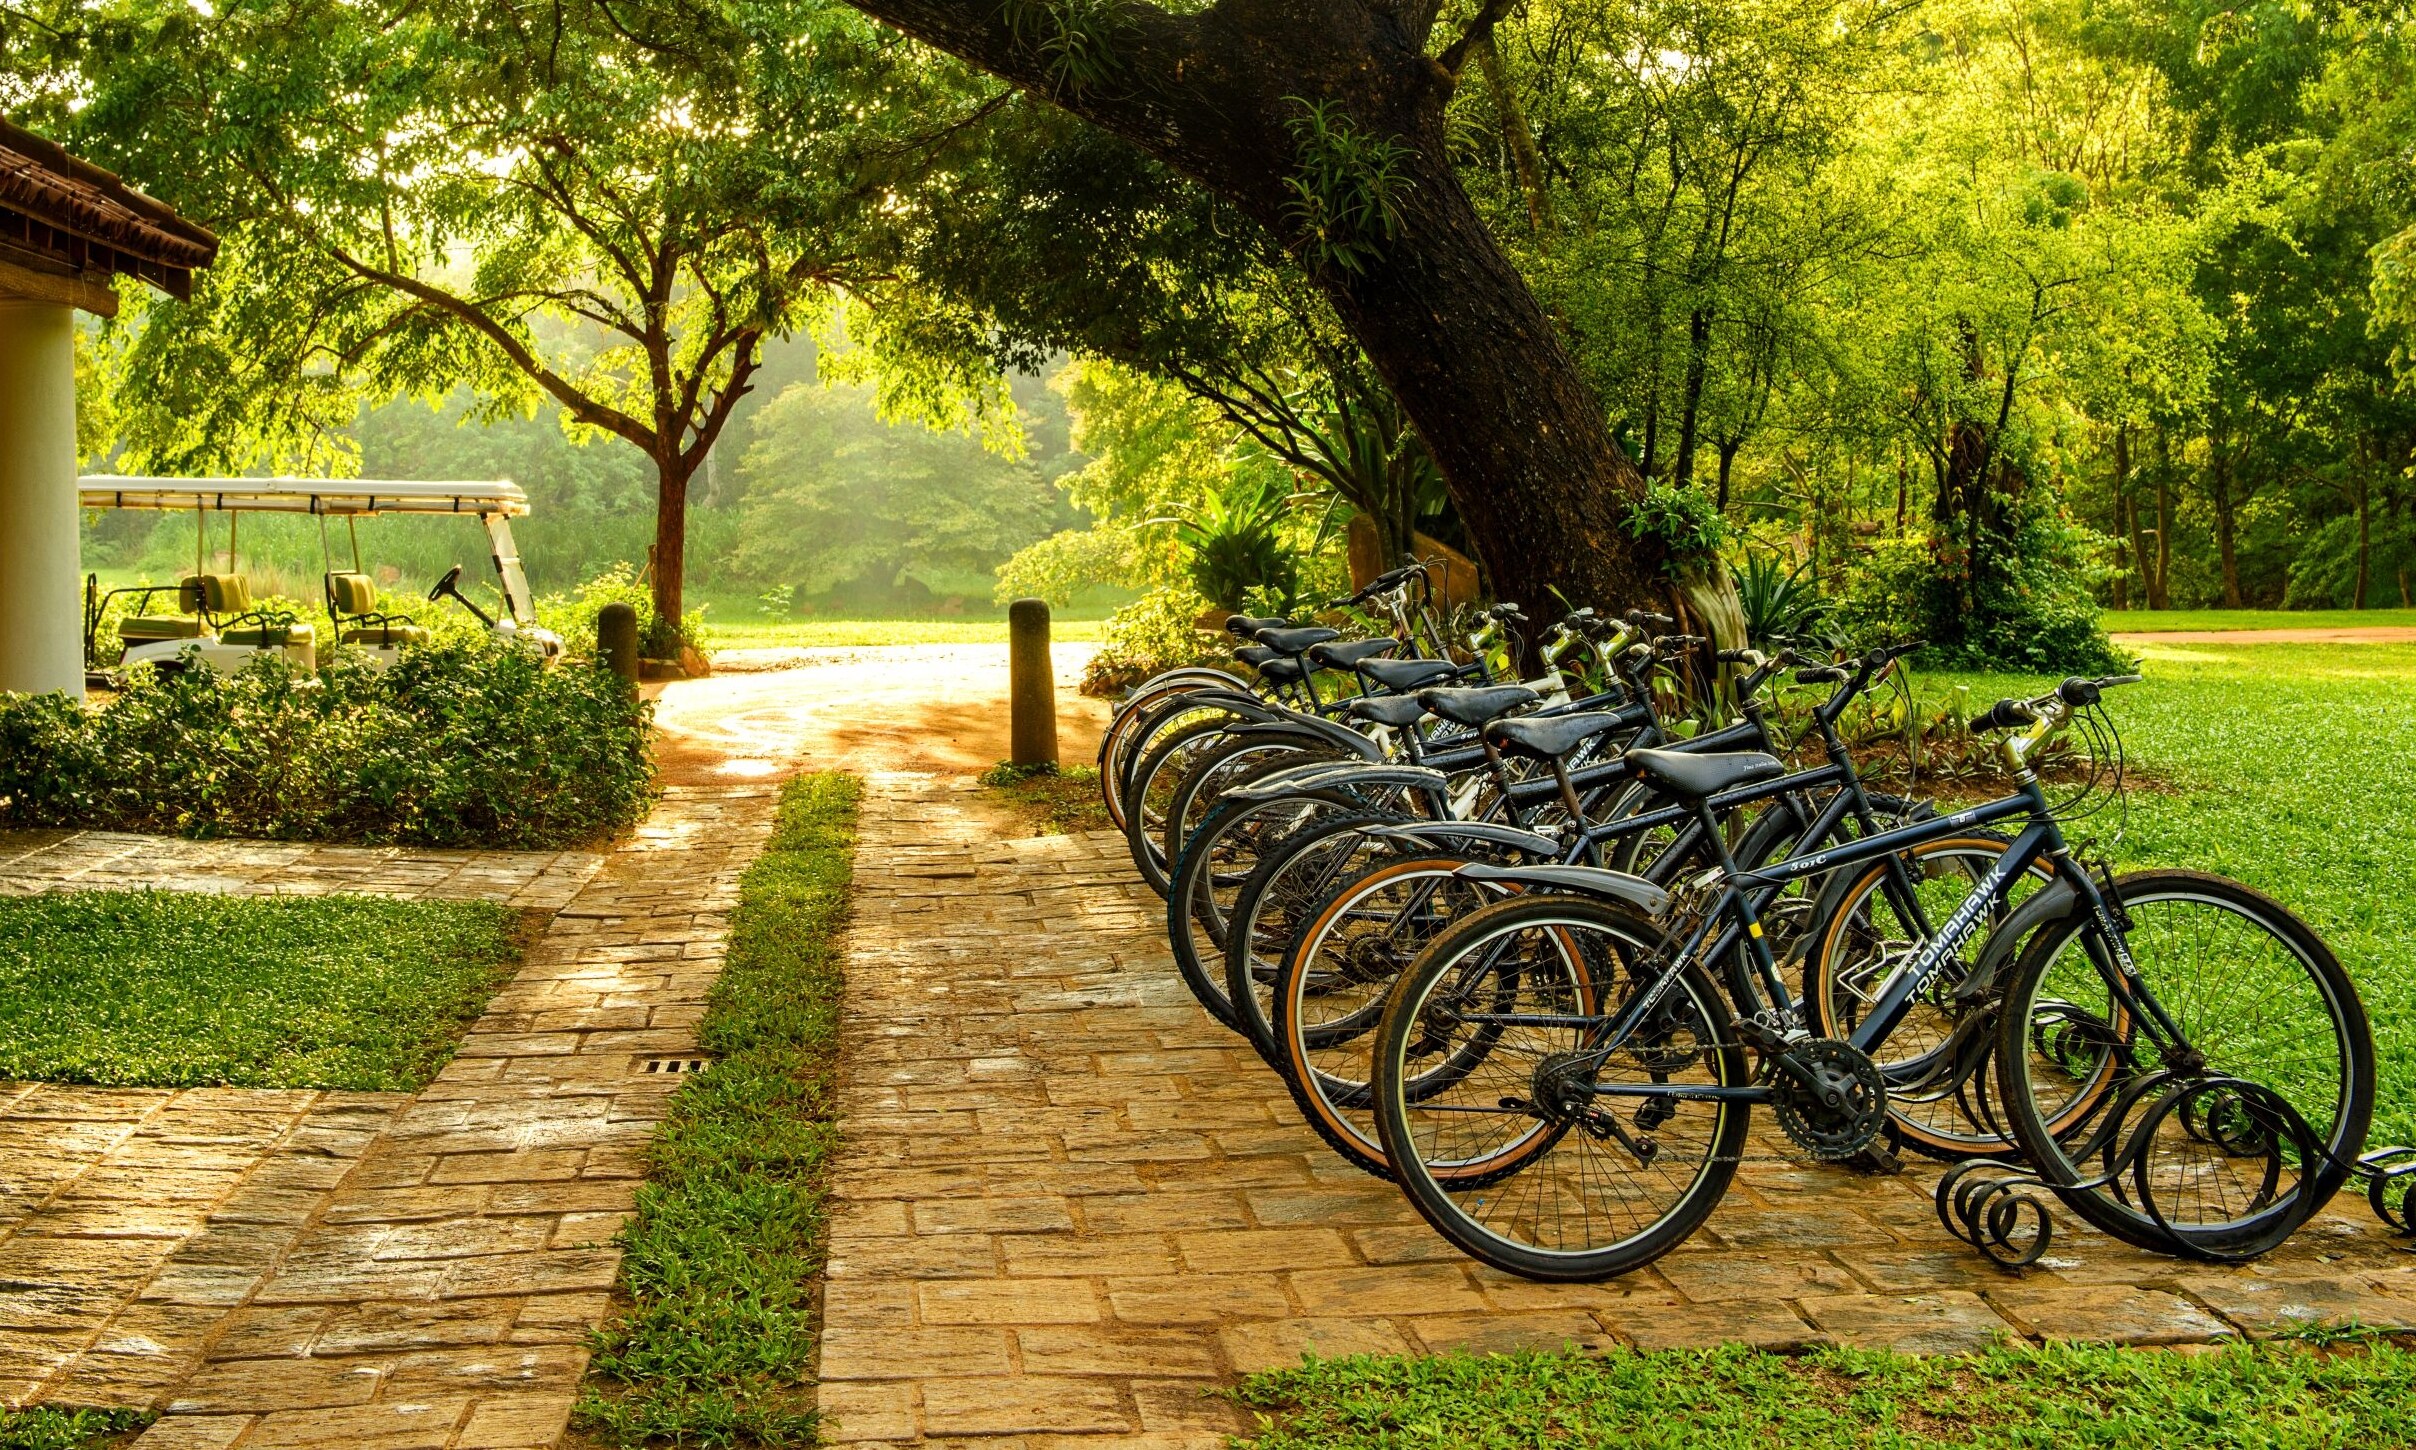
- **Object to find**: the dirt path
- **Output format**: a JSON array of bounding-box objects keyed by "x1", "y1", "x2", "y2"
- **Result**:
[
  {"x1": 2112, "y1": 627, "x2": 2416, "y2": 645},
  {"x1": 648, "y1": 644, "x2": 1110, "y2": 787}
]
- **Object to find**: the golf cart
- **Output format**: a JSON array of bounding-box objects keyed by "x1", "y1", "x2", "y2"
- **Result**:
[{"x1": 79, "y1": 476, "x2": 560, "y2": 681}]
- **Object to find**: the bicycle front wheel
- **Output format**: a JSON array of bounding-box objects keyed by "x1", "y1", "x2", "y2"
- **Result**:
[{"x1": 1991, "y1": 869, "x2": 2374, "y2": 1260}]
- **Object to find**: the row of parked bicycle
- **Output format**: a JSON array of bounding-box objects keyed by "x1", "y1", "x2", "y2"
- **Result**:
[{"x1": 1093, "y1": 561, "x2": 2405, "y2": 1281}]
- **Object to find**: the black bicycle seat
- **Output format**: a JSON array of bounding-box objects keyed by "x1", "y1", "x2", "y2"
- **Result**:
[
  {"x1": 1308, "y1": 637, "x2": 1399, "y2": 671},
  {"x1": 1360, "y1": 657, "x2": 1459, "y2": 692},
  {"x1": 1348, "y1": 694, "x2": 1430, "y2": 728},
  {"x1": 1258, "y1": 626, "x2": 1341, "y2": 653},
  {"x1": 1234, "y1": 645, "x2": 1278, "y2": 669},
  {"x1": 1628, "y1": 748, "x2": 1784, "y2": 800},
  {"x1": 1488, "y1": 711, "x2": 1627, "y2": 762},
  {"x1": 1417, "y1": 685, "x2": 1540, "y2": 727},
  {"x1": 1255, "y1": 656, "x2": 1307, "y2": 685},
  {"x1": 1227, "y1": 615, "x2": 1291, "y2": 638}
]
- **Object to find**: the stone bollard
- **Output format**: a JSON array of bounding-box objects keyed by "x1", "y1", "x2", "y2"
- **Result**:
[
  {"x1": 598, "y1": 602, "x2": 640, "y2": 685},
  {"x1": 1008, "y1": 597, "x2": 1057, "y2": 770}
]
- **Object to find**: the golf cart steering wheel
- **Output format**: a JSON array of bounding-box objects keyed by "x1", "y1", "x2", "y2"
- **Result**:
[{"x1": 426, "y1": 564, "x2": 497, "y2": 629}]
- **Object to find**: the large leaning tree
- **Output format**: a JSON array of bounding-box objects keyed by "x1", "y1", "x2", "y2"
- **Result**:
[
  {"x1": 836, "y1": 0, "x2": 1674, "y2": 619},
  {"x1": 6, "y1": 0, "x2": 1001, "y2": 632}
]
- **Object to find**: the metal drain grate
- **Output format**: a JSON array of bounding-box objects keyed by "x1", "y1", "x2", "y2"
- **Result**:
[{"x1": 640, "y1": 1057, "x2": 713, "y2": 1076}]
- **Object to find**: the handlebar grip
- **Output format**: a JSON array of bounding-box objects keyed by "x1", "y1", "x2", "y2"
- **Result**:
[
  {"x1": 1653, "y1": 634, "x2": 1706, "y2": 649},
  {"x1": 1794, "y1": 666, "x2": 1846, "y2": 685},
  {"x1": 1716, "y1": 648, "x2": 1765, "y2": 666},
  {"x1": 1624, "y1": 609, "x2": 1675, "y2": 628},
  {"x1": 1973, "y1": 698, "x2": 2036, "y2": 732}
]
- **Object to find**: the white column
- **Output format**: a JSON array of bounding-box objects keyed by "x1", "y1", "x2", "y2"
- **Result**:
[{"x1": 0, "y1": 299, "x2": 83, "y2": 700}]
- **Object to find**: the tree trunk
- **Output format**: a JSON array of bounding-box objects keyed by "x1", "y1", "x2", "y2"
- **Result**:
[
  {"x1": 1715, "y1": 437, "x2": 1742, "y2": 513},
  {"x1": 2151, "y1": 428, "x2": 2172, "y2": 610},
  {"x1": 2355, "y1": 464, "x2": 2371, "y2": 610},
  {"x1": 2109, "y1": 425, "x2": 2129, "y2": 610},
  {"x1": 1472, "y1": 33, "x2": 1549, "y2": 237},
  {"x1": 651, "y1": 456, "x2": 690, "y2": 640},
  {"x1": 834, "y1": 0, "x2": 1669, "y2": 625},
  {"x1": 1672, "y1": 307, "x2": 1711, "y2": 490},
  {"x1": 2209, "y1": 432, "x2": 2242, "y2": 608}
]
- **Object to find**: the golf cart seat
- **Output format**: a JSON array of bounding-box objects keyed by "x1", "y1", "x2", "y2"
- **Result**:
[
  {"x1": 117, "y1": 611, "x2": 209, "y2": 644},
  {"x1": 193, "y1": 573, "x2": 318, "y2": 660},
  {"x1": 325, "y1": 571, "x2": 429, "y2": 648}
]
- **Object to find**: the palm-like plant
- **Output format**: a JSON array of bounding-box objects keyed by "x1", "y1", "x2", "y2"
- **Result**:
[
  {"x1": 1161, "y1": 477, "x2": 1299, "y2": 612},
  {"x1": 1733, "y1": 550, "x2": 1828, "y2": 647}
]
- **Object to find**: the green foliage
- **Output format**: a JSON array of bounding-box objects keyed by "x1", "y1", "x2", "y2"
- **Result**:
[
  {"x1": 543, "y1": 564, "x2": 706, "y2": 662},
  {"x1": 577, "y1": 772, "x2": 857, "y2": 1446},
  {"x1": 1000, "y1": 0, "x2": 1127, "y2": 96},
  {"x1": 0, "y1": 892, "x2": 519, "y2": 1091},
  {"x1": 1080, "y1": 588, "x2": 1228, "y2": 696},
  {"x1": 993, "y1": 525, "x2": 1146, "y2": 607},
  {"x1": 1283, "y1": 100, "x2": 1414, "y2": 277},
  {"x1": 1621, "y1": 483, "x2": 1727, "y2": 575},
  {"x1": 0, "y1": 643, "x2": 653, "y2": 849},
  {"x1": 733, "y1": 380, "x2": 1067, "y2": 604},
  {"x1": 1163, "y1": 476, "x2": 1301, "y2": 612},
  {"x1": 1833, "y1": 506, "x2": 2125, "y2": 674},
  {"x1": 0, "y1": 1407, "x2": 150, "y2": 1450},
  {"x1": 1233, "y1": 1338, "x2": 2416, "y2": 1448},
  {"x1": 1732, "y1": 551, "x2": 1828, "y2": 646}
]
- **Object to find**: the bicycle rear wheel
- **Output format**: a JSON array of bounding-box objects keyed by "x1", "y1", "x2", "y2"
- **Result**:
[
  {"x1": 1371, "y1": 895, "x2": 1748, "y2": 1280},
  {"x1": 1166, "y1": 786, "x2": 1366, "y2": 1031},
  {"x1": 1991, "y1": 869, "x2": 2374, "y2": 1259}
]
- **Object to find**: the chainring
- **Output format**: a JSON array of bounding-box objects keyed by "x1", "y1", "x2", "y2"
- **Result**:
[{"x1": 1771, "y1": 1037, "x2": 1889, "y2": 1160}]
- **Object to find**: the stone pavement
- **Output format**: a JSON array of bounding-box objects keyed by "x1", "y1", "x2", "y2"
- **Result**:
[
  {"x1": 814, "y1": 773, "x2": 2416, "y2": 1448},
  {"x1": 0, "y1": 830, "x2": 605, "y2": 910},
  {"x1": 0, "y1": 788, "x2": 775, "y2": 1448}
]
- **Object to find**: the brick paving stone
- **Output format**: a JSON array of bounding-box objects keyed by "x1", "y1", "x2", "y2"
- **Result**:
[
  {"x1": 814, "y1": 773, "x2": 2416, "y2": 1442},
  {"x1": 90, "y1": 785, "x2": 781, "y2": 1447}
]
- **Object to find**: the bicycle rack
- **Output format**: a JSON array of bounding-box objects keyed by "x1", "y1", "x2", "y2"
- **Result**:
[
  {"x1": 1933, "y1": 1073, "x2": 2367, "y2": 1267},
  {"x1": 2358, "y1": 1146, "x2": 2416, "y2": 1234}
]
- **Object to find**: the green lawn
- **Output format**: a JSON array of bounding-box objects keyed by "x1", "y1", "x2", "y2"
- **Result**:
[
  {"x1": 0, "y1": 892, "x2": 522, "y2": 1091},
  {"x1": 1916, "y1": 641, "x2": 2416, "y2": 1142},
  {"x1": 2103, "y1": 607, "x2": 2416, "y2": 633},
  {"x1": 703, "y1": 615, "x2": 1108, "y2": 649},
  {"x1": 577, "y1": 772, "x2": 858, "y2": 1447},
  {"x1": 1234, "y1": 1339, "x2": 2416, "y2": 1448}
]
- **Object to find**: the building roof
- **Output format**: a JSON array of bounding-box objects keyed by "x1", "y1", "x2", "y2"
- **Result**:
[
  {"x1": 0, "y1": 115, "x2": 217, "y2": 305},
  {"x1": 80, "y1": 476, "x2": 530, "y2": 518}
]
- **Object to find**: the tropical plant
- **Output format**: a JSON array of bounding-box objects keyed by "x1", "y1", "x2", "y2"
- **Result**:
[
  {"x1": 1732, "y1": 551, "x2": 1828, "y2": 647},
  {"x1": 1159, "y1": 476, "x2": 1301, "y2": 612}
]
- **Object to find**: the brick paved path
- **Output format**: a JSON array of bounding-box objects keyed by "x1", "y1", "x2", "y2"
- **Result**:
[
  {"x1": 0, "y1": 790, "x2": 774, "y2": 1448},
  {"x1": 0, "y1": 830, "x2": 604, "y2": 910},
  {"x1": 816, "y1": 773, "x2": 2416, "y2": 1448}
]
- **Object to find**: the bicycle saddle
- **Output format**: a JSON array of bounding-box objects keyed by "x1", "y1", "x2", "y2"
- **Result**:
[
  {"x1": 1628, "y1": 748, "x2": 1784, "y2": 800},
  {"x1": 1487, "y1": 711, "x2": 1627, "y2": 762},
  {"x1": 1417, "y1": 685, "x2": 1540, "y2": 727},
  {"x1": 1359, "y1": 657, "x2": 1459, "y2": 692},
  {"x1": 1255, "y1": 656, "x2": 1307, "y2": 685},
  {"x1": 1308, "y1": 637, "x2": 1399, "y2": 671},
  {"x1": 1258, "y1": 626, "x2": 1341, "y2": 653},
  {"x1": 1226, "y1": 615, "x2": 1291, "y2": 638},
  {"x1": 1347, "y1": 694, "x2": 1430, "y2": 728},
  {"x1": 1233, "y1": 645, "x2": 1278, "y2": 668}
]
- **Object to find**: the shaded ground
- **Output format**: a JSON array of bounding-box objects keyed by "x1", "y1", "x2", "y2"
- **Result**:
[{"x1": 651, "y1": 645, "x2": 1109, "y2": 787}]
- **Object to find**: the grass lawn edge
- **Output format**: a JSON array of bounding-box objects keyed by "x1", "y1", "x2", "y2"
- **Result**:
[{"x1": 572, "y1": 771, "x2": 858, "y2": 1447}]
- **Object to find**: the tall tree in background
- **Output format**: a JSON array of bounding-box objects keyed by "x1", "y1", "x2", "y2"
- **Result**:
[{"x1": 7, "y1": 0, "x2": 998, "y2": 633}]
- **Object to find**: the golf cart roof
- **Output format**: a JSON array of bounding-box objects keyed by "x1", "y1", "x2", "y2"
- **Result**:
[{"x1": 79, "y1": 476, "x2": 529, "y2": 517}]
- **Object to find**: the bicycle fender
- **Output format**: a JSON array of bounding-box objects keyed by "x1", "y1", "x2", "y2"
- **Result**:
[
  {"x1": 1219, "y1": 760, "x2": 1436, "y2": 804},
  {"x1": 1231, "y1": 763, "x2": 1450, "y2": 800},
  {"x1": 1223, "y1": 718, "x2": 1385, "y2": 760},
  {"x1": 1112, "y1": 668, "x2": 1249, "y2": 714},
  {"x1": 1359, "y1": 820, "x2": 1561, "y2": 856},
  {"x1": 1452, "y1": 861, "x2": 1673, "y2": 918}
]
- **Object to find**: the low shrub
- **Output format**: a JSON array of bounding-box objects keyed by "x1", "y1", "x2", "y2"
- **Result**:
[
  {"x1": 1079, "y1": 586, "x2": 1231, "y2": 696},
  {"x1": 0, "y1": 641, "x2": 653, "y2": 849},
  {"x1": 544, "y1": 562, "x2": 707, "y2": 660}
]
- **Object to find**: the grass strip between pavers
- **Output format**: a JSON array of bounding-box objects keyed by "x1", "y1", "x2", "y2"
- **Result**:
[
  {"x1": 575, "y1": 771, "x2": 858, "y2": 1447},
  {"x1": 0, "y1": 1407, "x2": 150, "y2": 1450},
  {"x1": 0, "y1": 892, "x2": 523, "y2": 1091},
  {"x1": 1232, "y1": 1337, "x2": 2416, "y2": 1448}
]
